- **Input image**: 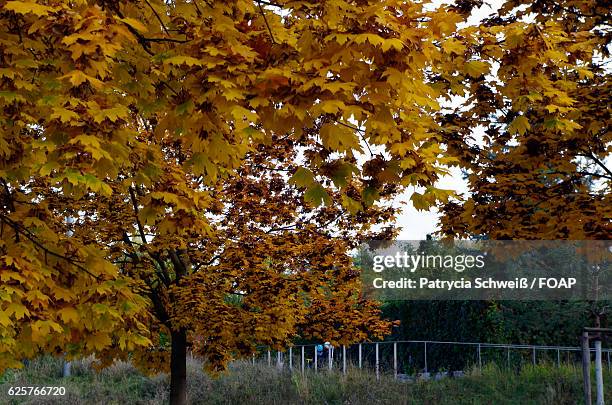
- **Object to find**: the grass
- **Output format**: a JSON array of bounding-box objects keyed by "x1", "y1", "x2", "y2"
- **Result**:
[{"x1": 0, "y1": 356, "x2": 610, "y2": 404}]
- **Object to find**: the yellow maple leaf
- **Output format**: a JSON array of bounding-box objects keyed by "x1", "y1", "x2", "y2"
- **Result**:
[
  {"x1": 117, "y1": 17, "x2": 148, "y2": 33},
  {"x1": 381, "y1": 38, "x2": 404, "y2": 52},
  {"x1": 164, "y1": 56, "x2": 204, "y2": 67},
  {"x1": 464, "y1": 60, "x2": 489, "y2": 78},
  {"x1": 508, "y1": 115, "x2": 530, "y2": 135},
  {"x1": 87, "y1": 333, "x2": 112, "y2": 351},
  {"x1": 50, "y1": 107, "x2": 80, "y2": 124},
  {"x1": 59, "y1": 70, "x2": 104, "y2": 89},
  {"x1": 6, "y1": 303, "x2": 29, "y2": 320},
  {"x1": 0, "y1": 310, "x2": 10, "y2": 327},
  {"x1": 320, "y1": 123, "x2": 361, "y2": 153},
  {"x1": 4, "y1": 1, "x2": 54, "y2": 16}
]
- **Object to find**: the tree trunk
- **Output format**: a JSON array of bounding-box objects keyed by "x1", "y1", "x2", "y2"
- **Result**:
[{"x1": 170, "y1": 329, "x2": 187, "y2": 405}]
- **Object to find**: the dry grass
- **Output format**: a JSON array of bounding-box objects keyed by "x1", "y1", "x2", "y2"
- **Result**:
[{"x1": 1, "y1": 355, "x2": 610, "y2": 404}]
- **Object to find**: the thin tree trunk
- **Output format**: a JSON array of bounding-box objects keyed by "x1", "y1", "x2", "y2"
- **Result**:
[{"x1": 170, "y1": 329, "x2": 187, "y2": 405}]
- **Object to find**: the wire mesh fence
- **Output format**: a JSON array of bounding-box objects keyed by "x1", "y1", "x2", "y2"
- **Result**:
[{"x1": 254, "y1": 340, "x2": 612, "y2": 379}]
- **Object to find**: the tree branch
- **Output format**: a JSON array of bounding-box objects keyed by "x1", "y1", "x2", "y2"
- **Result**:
[
  {"x1": 256, "y1": 0, "x2": 276, "y2": 44},
  {"x1": 146, "y1": 283, "x2": 171, "y2": 326},
  {"x1": 129, "y1": 185, "x2": 148, "y2": 244},
  {"x1": 144, "y1": 0, "x2": 171, "y2": 36},
  {"x1": 169, "y1": 249, "x2": 188, "y2": 282},
  {"x1": 113, "y1": 6, "x2": 188, "y2": 57},
  {"x1": 0, "y1": 214, "x2": 101, "y2": 280},
  {"x1": 127, "y1": 186, "x2": 172, "y2": 285},
  {"x1": 266, "y1": 212, "x2": 343, "y2": 234},
  {"x1": 193, "y1": 253, "x2": 222, "y2": 272},
  {"x1": 585, "y1": 152, "x2": 612, "y2": 179}
]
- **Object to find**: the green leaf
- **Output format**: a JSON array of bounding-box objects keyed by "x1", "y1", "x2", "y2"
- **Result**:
[
  {"x1": 176, "y1": 99, "x2": 194, "y2": 115},
  {"x1": 289, "y1": 167, "x2": 315, "y2": 188},
  {"x1": 331, "y1": 162, "x2": 358, "y2": 188},
  {"x1": 508, "y1": 115, "x2": 530, "y2": 135},
  {"x1": 320, "y1": 123, "x2": 361, "y2": 153},
  {"x1": 304, "y1": 184, "x2": 331, "y2": 206},
  {"x1": 362, "y1": 187, "x2": 380, "y2": 207},
  {"x1": 410, "y1": 192, "x2": 429, "y2": 210},
  {"x1": 39, "y1": 161, "x2": 60, "y2": 176},
  {"x1": 341, "y1": 195, "x2": 362, "y2": 214}
]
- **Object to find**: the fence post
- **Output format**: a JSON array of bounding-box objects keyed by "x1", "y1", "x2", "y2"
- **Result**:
[
  {"x1": 477, "y1": 344, "x2": 481, "y2": 371},
  {"x1": 507, "y1": 347, "x2": 510, "y2": 369},
  {"x1": 594, "y1": 340, "x2": 604, "y2": 405},
  {"x1": 289, "y1": 347, "x2": 293, "y2": 371},
  {"x1": 314, "y1": 346, "x2": 318, "y2": 372},
  {"x1": 328, "y1": 346, "x2": 333, "y2": 371},
  {"x1": 582, "y1": 332, "x2": 592, "y2": 405},
  {"x1": 424, "y1": 342, "x2": 428, "y2": 374},
  {"x1": 358, "y1": 343, "x2": 362, "y2": 369},
  {"x1": 252, "y1": 353, "x2": 255, "y2": 366},
  {"x1": 608, "y1": 351, "x2": 610, "y2": 372},
  {"x1": 277, "y1": 351, "x2": 282, "y2": 369},
  {"x1": 301, "y1": 346, "x2": 305, "y2": 374},
  {"x1": 267, "y1": 350, "x2": 271, "y2": 367},
  {"x1": 532, "y1": 347, "x2": 536, "y2": 365},
  {"x1": 393, "y1": 342, "x2": 397, "y2": 379},
  {"x1": 557, "y1": 349, "x2": 560, "y2": 367},
  {"x1": 62, "y1": 361, "x2": 71, "y2": 378},
  {"x1": 343, "y1": 345, "x2": 347, "y2": 375},
  {"x1": 375, "y1": 343, "x2": 380, "y2": 380}
]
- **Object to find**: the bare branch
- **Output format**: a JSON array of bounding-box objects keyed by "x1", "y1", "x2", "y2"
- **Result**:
[
  {"x1": 586, "y1": 152, "x2": 612, "y2": 179},
  {"x1": 127, "y1": 186, "x2": 172, "y2": 285},
  {"x1": 128, "y1": 185, "x2": 148, "y2": 245},
  {"x1": 256, "y1": 0, "x2": 276, "y2": 44},
  {"x1": 144, "y1": 0, "x2": 171, "y2": 36}
]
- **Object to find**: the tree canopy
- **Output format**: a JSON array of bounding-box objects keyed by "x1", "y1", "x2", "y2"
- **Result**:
[
  {"x1": 0, "y1": 0, "x2": 608, "y2": 404},
  {"x1": 438, "y1": 0, "x2": 611, "y2": 239}
]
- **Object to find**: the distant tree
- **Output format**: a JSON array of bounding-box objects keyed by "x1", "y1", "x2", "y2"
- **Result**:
[
  {"x1": 436, "y1": 0, "x2": 610, "y2": 339},
  {"x1": 437, "y1": 0, "x2": 611, "y2": 239}
]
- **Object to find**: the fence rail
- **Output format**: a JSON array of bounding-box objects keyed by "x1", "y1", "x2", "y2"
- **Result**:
[{"x1": 254, "y1": 340, "x2": 612, "y2": 379}]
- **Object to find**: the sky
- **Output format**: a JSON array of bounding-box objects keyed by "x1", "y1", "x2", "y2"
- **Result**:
[
  {"x1": 394, "y1": 0, "x2": 504, "y2": 240},
  {"x1": 395, "y1": 168, "x2": 468, "y2": 240}
]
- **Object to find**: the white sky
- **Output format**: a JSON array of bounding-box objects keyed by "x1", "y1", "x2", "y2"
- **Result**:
[
  {"x1": 395, "y1": 0, "x2": 503, "y2": 239},
  {"x1": 395, "y1": 167, "x2": 469, "y2": 239}
]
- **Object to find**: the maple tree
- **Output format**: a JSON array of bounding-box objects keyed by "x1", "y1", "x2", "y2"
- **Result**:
[
  {"x1": 2, "y1": 0, "x2": 606, "y2": 403},
  {"x1": 91, "y1": 137, "x2": 400, "y2": 402},
  {"x1": 0, "y1": 0, "x2": 471, "y2": 404},
  {"x1": 436, "y1": 0, "x2": 611, "y2": 239}
]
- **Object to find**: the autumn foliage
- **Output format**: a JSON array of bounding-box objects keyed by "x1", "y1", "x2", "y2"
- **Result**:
[
  {"x1": 438, "y1": 0, "x2": 610, "y2": 239},
  {"x1": 0, "y1": 0, "x2": 609, "y2": 404}
]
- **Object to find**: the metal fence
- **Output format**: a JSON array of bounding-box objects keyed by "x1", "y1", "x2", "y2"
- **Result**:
[{"x1": 254, "y1": 340, "x2": 612, "y2": 379}]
